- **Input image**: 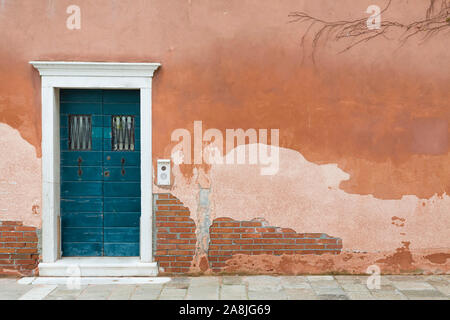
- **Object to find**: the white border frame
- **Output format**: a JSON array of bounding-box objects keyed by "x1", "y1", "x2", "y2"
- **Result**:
[{"x1": 30, "y1": 61, "x2": 160, "y2": 266}]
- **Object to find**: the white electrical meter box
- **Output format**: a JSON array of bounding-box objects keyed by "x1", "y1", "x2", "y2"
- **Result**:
[{"x1": 157, "y1": 159, "x2": 171, "y2": 186}]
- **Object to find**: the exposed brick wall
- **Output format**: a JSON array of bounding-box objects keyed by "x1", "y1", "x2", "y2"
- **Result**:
[
  {"x1": 0, "y1": 221, "x2": 39, "y2": 276},
  {"x1": 153, "y1": 194, "x2": 197, "y2": 274},
  {"x1": 208, "y1": 217, "x2": 342, "y2": 273}
]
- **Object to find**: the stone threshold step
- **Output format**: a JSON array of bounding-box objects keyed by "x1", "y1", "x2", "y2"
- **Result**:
[{"x1": 37, "y1": 257, "x2": 160, "y2": 277}]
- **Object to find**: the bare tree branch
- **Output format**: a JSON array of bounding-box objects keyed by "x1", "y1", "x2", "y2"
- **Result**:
[{"x1": 289, "y1": 0, "x2": 450, "y2": 63}]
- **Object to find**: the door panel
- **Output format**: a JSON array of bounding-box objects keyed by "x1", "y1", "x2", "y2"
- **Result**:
[
  {"x1": 61, "y1": 213, "x2": 103, "y2": 228},
  {"x1": 62, "y1": 243, "x2": 103, "y2": 257},
  {"x1": 103, "y1": 198, "x2": 140, "y2": 213},
  {"x1": 61, "y1": 167, "x2": 104, "y2": 181},
  {"x1": 103, "y1": 243, "x2": 139, "y2": 257},
  {"x1": 60, "y1": 89, "x2": 141, "y2": 257},
  {"x1": 103, "y1": 167, "x2": 140, "y2": 181},
  {"x1": 61, "y1": 198, "x2": 103, "y2": 213},
  {"x1": 104, "y1": 213, "x2": 140, "y2": 227}
]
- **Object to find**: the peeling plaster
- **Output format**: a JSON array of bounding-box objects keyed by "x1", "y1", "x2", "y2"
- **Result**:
[
  {"x1": 0, "y1": 123, "x2": 41, "y2": 227},
  {"x1": 155, "y1": 143, "x2": 450, "y2": 256}
]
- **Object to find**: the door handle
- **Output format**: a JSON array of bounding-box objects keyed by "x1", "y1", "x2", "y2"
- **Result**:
[
  {"x1": 121, "y1": 158, "x2": 125, "y2": 176},
  {"x1": 77, "y1": 157, "x2": 83, "y2": 177}
]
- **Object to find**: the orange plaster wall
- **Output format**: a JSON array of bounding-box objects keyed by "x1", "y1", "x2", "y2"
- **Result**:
[{"x1": 0, "y1": 0, "x2": 449, "y2": 265}]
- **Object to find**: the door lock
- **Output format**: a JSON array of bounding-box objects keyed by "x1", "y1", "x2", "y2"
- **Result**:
[
  {"x1": 121, "y1": 158, "x2": 126, "y2": 176},
  {"x1": 77, "y1": 157, "x2": 83, "y2": 177}
]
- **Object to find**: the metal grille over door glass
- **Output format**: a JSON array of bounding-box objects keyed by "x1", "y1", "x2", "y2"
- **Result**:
[
  {"x1": 112, "y1": 116, "x2": 135, "y2": 151},
  {"x1": 68, "y1": 115, "x2": 92, "y2": 150}
]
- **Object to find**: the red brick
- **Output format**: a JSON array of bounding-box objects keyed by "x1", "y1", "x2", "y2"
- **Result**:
[
  {"x1": 0, "y1": 227, "x2": 16, "y2": 231},
  {"x1": 210, "y1": 227, "x2": 233, "y2": 233},
  {"x1": 218, "y1": 222, "x2": 240, "y2": 227},
  {"x1": 0, "y1": 249, "x2": 15, "y2": 254},
  {"x1": 175, "y1": 256, "x2": 193, "y2": 261},
  {"x1": 211, "y1": 233, "x2": 240, "y2": 239},
  {"x1": 156, "y1": 200, "x2": 179, "y2": 205},
  {"x1": 14, "y1": 260, "x2": 36, "y2": 265},
  {"x1": 274, "y1": 239, "x2": 296, "y2": 244},
  {"x1": 11, "y1": 254, "x2": 32, "y2": 259},
  {"x1": 171, "y1": 262, "x2": 191, "y2": 267},
  {"x1": 157, "y1": 233, "x2": 177, "y2": 239},
  {"x1": 159, "y1": 262, "x2": 170, "y2": 267},
  {"x1": 167, "y1": 216, "x2": 192, "y2": 222},
  {"x1": 15, "y1": 227, "x2": 36, "y2": 232},
  {"x1": 176, "y1": 244, "x2": 195, "y2": 250},
  {"x1": 210, "y1": 239, "x2": 232, "y2": 244},
  {"x1": 157, "y1": 222, "x2": 178, "y2": 227},
  {"x1": 216, "y1": 256, "x2": 231, "y2": 261},
  {"x1": 17, "y1": 237, "x2": 38, "y2": 242},
  {"x1": 158, "y1": 205, "x2": 188, "y2": 211},
  {"x1": 262, "y1": 233, "x2": 282, "y2": 238},
  {"x1": 304, "y1": 233, "x2": 322, "y2": 238},
  {"x1": 159, "y1": 239, "x2": 190, "y2": 244},
  {"x1": 234, "y1": 239, "x2": 253, "y2": 244},
  {"x1": 2, "y1": 221, "x2": 23, "y2": 226},
  {"x1": 252, "y1": 250, "x2": 274, "y2": 255},
  {"x1": 241, "y1": 221, "x2": 261, "y2": 227},
  {"x1": 4, "y1": 243, "x2": 26, "y2": 248},
  {"x1": 170, "y1": 227, "x2": 194, "y2": 233},
  {"x1": 211, "y1": 262, "x2": 226, "y2": 268},
  {"x1": 274, "y1": 250, "x2": 295, "y2": 255},
  {"x1": 1, "y1": 232, "x2": 22, "y2": 237},
  {"x1": 296, "y1": 239, "x2": 317, "y2": 244},
  {"x1": 157, "y1": 194, "x2": 170, "y2": 199},
  {"x1": 166, "y1": 250, "x2": 194, "y2": 256},
  {"x1": 256, "y1": 228, "x2": 276, "y2": 233},
  {"x1": 325, "y1": 245, "x2": 342, "y2": 249},
  {"x1": 233, "y1": 228, "x2": 255, "y2": 233},
  {"x1": 157, "y1": 244, "x2": 177, "y2": 250},
  {"x1": 214, "y1": 217, "x2": 234, "y2": 222},
  {"x1": 317, "y1": 239, "x2": 337, "y2": 244},
  {"x1": 241, "y1": 233, "x2": 260, "y2": 239},
  {"x1": 157, "y1": 211, "x2": 190, "y2": 217},
  {"x1": 155, "y1": 256, "x2": 176, "y2": 261},
  {"x1": 179, "y1": 233, "x2": 196, "y2": 239},
  {"x1": 15, "y1": 248, "x2": 37, "y2": 254},
  {"x1": 254, "y1": 239, "x2": 275, "y2": 244},
  {"x1": 304, "y1": 244, "x2": 325, "y2": 249},
  {"x1": 172, "y1": 222, "x2": 195, "y2": 227},
  {"x1": 218, "y1": 245, "x2": 239, "y2": 250},
  {"x1": 163, "y1": 267, "x2": 187, "y2": 273},
  {"x1": 264, "y1": 245, "x2": 289, "y2": 249}
]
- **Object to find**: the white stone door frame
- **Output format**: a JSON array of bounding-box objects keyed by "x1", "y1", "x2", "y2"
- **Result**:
[{"x1": 30, "y1": 61, "x2": 160, "y2": 275}]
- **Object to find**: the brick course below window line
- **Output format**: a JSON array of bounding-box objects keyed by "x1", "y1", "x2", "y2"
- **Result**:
[
  {"x1": 154, "y1": 194, "x2": 197, "y2": 274},
  {"x1": 153, "y1": 193, "x2": 343, "y2": 275},
  {"x1": 0, "y1": 221, "x2": 39, "y2": 276},
  {"x1": 208, "y1": 217, "x2": 343, "y2": 273}
]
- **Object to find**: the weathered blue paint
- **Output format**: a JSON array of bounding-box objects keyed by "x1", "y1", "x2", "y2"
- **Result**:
[{"x1": 60, "y1": 89, "x2": 141, "y2": 257}]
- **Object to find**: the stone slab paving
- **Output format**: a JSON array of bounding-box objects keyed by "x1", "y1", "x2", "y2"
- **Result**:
[{"x1": 0, "y1": 275, "x2": 448, "y2": 300}]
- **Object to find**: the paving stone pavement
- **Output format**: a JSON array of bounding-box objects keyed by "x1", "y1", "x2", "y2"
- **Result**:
[{"x1": 1, "y1": 275, "x2": 448, "y2": 300}]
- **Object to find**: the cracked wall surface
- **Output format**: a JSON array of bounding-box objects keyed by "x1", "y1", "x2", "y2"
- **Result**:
[{"x1": 0, "y1": 0, "x2": 448, "y2": 275}]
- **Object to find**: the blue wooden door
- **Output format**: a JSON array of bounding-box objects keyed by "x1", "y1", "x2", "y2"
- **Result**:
[{"x1": 60, "y1": 89, "x2": 141, "y2": 257}]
